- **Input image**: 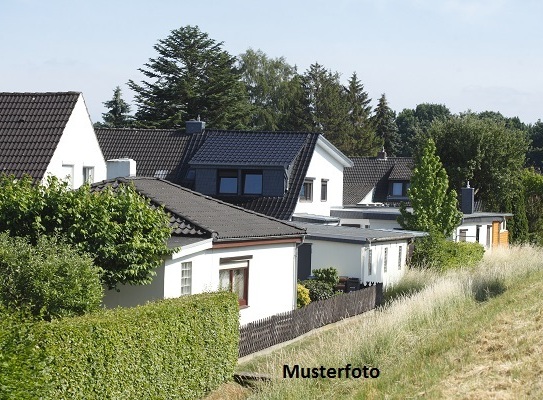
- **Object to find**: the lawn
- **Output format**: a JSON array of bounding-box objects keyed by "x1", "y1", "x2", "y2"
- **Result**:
[{"x1": 217, "y1": 246, "x2": 543, "y2": 399}]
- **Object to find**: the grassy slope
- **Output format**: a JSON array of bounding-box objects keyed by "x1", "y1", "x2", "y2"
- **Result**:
[{"x1": 225, "y1": 247, "x2": 543, "y2": 399}]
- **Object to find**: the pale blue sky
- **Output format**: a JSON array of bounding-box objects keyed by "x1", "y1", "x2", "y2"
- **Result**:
[{"x1": 2, "y1": 0, "x2": 542, "y2": 124}]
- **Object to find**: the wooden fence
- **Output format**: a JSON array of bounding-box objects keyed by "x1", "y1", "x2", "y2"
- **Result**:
[{"x1": 238, "y1": 283, "x2": 382, "y2": 358}]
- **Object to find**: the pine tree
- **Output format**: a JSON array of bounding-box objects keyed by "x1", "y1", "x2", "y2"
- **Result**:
[
  {"x1": 128, "y1": 25, "x2": 249, "y2": 129},
  {"x1": 344, "y1": 72, "x2": 382, "y2": 156},
  {"x1": 99, "y1": 86, "x2": 132, "y2": 128},
  {"x1": 372, "y1": 94, "x2": 400, "y2": 156},
  {"x1": 301, "y1": 63, "x2": 350, "y2": 151},
  {"x1": 398, "y1": 138, "x2": 462, "y2": 236}
]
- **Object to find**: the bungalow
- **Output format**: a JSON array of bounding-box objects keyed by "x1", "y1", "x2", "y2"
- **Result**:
[
  {"x1": 296, "y1": 223, "x2": 423, "y2": 287},
  {"x1": 95, "y1": 120, "x2": 353, "y2": 222},
  {"x1": 0, "y1": 92, "x2": 106, "y2": 186},
  {"x1": 95, "y1": 177, "x2": 305, "y2": 325}
]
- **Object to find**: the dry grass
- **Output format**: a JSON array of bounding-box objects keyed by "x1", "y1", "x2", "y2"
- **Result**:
[{"x1": 231, "y1": 246, "x2": 543, "y2": 400}]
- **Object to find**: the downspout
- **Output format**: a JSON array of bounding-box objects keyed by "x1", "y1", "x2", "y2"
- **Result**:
[{"x1": 294, "y1": 236, "x2": 305, "y2": 310}]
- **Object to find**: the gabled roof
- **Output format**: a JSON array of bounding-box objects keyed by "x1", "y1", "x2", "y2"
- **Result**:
[
  {"x1": 343, "y1": 157, "x2": 413, "y2": 205},
  {"x1": 0, "y1": 92, "x2": 81, "y2": 179},
  {"x1": 91, "y1": 177, "x2": 306, "y2": 243},
  {"x1": 96, "y1": 128, "x2": 320, "y2": 220}
]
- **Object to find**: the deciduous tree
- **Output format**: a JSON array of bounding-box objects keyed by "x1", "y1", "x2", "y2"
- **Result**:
[{"x1": 398, "y1": 138, "x2": 461, "y2": 236}]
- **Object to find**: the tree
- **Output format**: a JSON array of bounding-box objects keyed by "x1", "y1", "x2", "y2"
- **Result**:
[
  {"x1": 343, "y1": 72, "x2": 382, "y2": 156},
  {"x1": 372, "y1": 94, "x2": 400, "y2": 156},
  {"x1": 396, "y1": 103, "x2": 451, "y2": 157},
  {"x1": 522, "y1": 168, "x2": 543, "y2": 244},
  {"x1": 398, "y1": 138, "x2": 461, "y2": 237},
  {"x1": 128, "y1": 25, "x2": 249, "y2": 129},
  {"x1": 238, "y1": 49, "x2": 301, "y2": 131},
  {"x1": 300, "y1": 63, "x2": 351, "y2": 150},
  {"x1": 97, "y1": 86, "x2": 133, "y2": 128},
  {"x1": 0, "y1": 175, "x2": 173, "y2": 289},
  {"x1": 527, "y1": 120, "x2": 543, "y2": 169},
  {"x1": 428, "y1": 112, "x2": 529, "y2": 212}
]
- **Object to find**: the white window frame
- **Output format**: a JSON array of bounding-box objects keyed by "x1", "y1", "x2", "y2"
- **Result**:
[
  {"x1": 83, "y1": 166, "x2": 95, "y2": 184},
  {"x1": 398, "y1": 246, "x2": 403, "y2": 270},
  {"x1": 368, "y1": 248, "x2": 373, "y2": 276},
  {"x1": 384, "y1": 247, "x2": 388, "y2": 273},
  {"x1": 180, "y1": 262, "x2": 192, "y2": 296}
]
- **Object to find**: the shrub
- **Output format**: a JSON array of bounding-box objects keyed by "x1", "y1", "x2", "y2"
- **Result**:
[
  {"x1": 297, "y1": 283, "x2": 311, "y2": 308},
  {"x1": 410, "y1": 233, "x2": 484, "y2": 271},
  {"x1": 28, "y1": 291, "x2": 239, "y2": 399},
  {"x1": 312, "y1": 267, "x2": 339, "y2": 286},
  {"x1": 300, "y1": 279, "x2": 337, "y2": 302},
  {"x1": 0, "y1": 233, "x2": 103, "y2": 320}
]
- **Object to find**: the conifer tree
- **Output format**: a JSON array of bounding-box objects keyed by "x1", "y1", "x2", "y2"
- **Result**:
[
  {"x1": 398, "y1": 138, "x2": 461, "y2": 236},
  {"x1": 372, "y1": 94, "x2": 400, "y2": 156},
  {"x1": 344, "y1": 72, "x2": 382, "y2": 156},
  {"x1": 128, "y1": 25, "x2": 249, "y2": 129},
  {"x1": 99, "y1": 86, "x2": 132, "y2": 128}
]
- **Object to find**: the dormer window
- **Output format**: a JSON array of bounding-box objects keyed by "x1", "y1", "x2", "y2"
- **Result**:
[
  {"x1": 392, "y1": 182, "x2": 403, "y2": 196},
  {"x1": 243, "y1": 171, "x2": 263, "y2": 195},
  {"x1": 218, "y1": 170, "x2": 238, "y2": 194}
]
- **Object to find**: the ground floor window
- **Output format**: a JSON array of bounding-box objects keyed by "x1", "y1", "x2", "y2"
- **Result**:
[
  {"x1": 180, "y1": 262, "x2": 192, "y2": 295},
  {"x1": 219, "y1": 260, "x2": 249, "y2": 306}
]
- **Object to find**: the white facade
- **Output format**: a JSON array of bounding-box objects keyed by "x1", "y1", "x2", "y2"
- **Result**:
[
  {"x1": 293, "y1": 136, "x2": 353, "y2": 217},
  {"x1": 103, "y1": 239, "x2": 298, "y2": 326},
  {"x1": 306, "y1": 238, "x2": 409, "y2": 288},
  {"x1": 45, "y1": 94, "x2": 106, "y2": 188}
]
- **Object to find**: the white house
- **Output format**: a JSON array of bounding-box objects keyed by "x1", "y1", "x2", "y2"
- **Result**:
[
  {"x1": 0, "y1": 92, "x2": 106, "y2": 187},
  {"x1": 97, "y1": 177, "x2": 305, "y2": 326},
  {"x1": 296, "y1": 223, "x2": 424, "y2": 287}
]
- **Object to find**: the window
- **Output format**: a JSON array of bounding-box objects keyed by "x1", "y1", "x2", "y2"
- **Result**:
[
  {"x1": 242, "y1": 171, "x2": 263, "y2": 195},
  {"x1": 218, "y1": 170, "x2": 238, "y2": 194},
  {"x1": 299, "y1": 179, "x2": 313, "y2": 201},
  {"x1": 180, "y1": 262, "x2": 192, "y2": 295},
  {"x1": 476, "y1": 225, "x2": 481, "y2": 243},
  {"x1": 368, "y1": 248, "x2": 373, "y2": 275},
  {"x1": 398, "y1": 246, "x2": 403, "y2": 270},
  {"x1": 219, "y1": 259, "x2": 249, "y2": 306},
  {"x1": 321, "y1": 179, "x2": 328, "y2": 201},
  {"x1": 459, "y1": 229, "x2": 468, "y2": 242},
  {"x1": 83, "y1": 166, "x2": 94, "y2": 184},
  {"x1": 384, "y1": 248, "x2": 388, "y2": 273},
  {"x1": 392, "y1": 182, "x2": 403, "y2": 196},
  {"x1": 62, "y1": 164, "x2": 74, "y2": 188}
]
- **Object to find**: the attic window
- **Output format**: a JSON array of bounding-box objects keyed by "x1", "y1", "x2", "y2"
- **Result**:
[
  {"x1": 218, "y1": 170, "x2": 238, "y2": 194},
  {"x1": 242, "y1": 171, "x2": 263, "y2": 195}
]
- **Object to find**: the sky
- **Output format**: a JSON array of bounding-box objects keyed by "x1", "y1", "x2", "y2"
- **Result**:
[{"x1": 2, "y1": 0, "x2": 542, "y2": 125}]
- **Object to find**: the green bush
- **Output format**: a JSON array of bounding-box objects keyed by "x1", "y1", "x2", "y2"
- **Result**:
[
  {"x1": 300, "y1": 279, "x2": 337, "y2": 302},
  {"x1": 32, "y1": 291, "x2": 239, "y2": 399},
  {"x1": 297, "y1": 283, "x2": 311, "y2": 308},
  {"x1": 0, "y1": 233, "x2": 103, "y2": 320},
  {"x1": 312, "y1": 267, "x2": 339, "y2": 286},
  {"x1": 411, "y1": 233, "x2": 485, "y2": 270}
]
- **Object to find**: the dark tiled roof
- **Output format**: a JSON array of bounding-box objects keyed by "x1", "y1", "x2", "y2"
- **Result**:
[
  {"x1": 190, "y1": 131, "x2": 306, "y2": 167},
  {"x1": 343, "y1": 157, "x2": 413, "y2": 205},
  {"x1": 91, "y1": 177, "x2": 306, "y2": 242},
  {"x1": 95, "y1": 128, "x2": 208, "y2": 185},
  {"x1": 96, "y1": 128, "x2": 319, "y2": 220},
  {"x1": 0, "y1": 92, "x2": 80, "y2": 179},
  {"x1": 298, "y1": 222, "x2": 421, "y2": 244}
]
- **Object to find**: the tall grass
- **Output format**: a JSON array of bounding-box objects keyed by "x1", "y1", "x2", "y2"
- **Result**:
[{"x1": 239, "y1": 246, "x2": 543, "y2": 400}]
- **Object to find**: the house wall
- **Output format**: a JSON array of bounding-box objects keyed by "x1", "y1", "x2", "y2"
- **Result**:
[
  {"x1": 363, "y1": 241, "x2": 407, "y2": 287},
  {"x1": 45, "y1": 94, "x2": 106, "y2": 188},
  {"x1": 306, "y1": 238, "x2": 409, "y2": 288},
  {"x1": 102, "y1": 240, "x2": 297, "y2": 326},
  {"x1": 294, "y1": 142, "x2": 345, "y2": 216}
]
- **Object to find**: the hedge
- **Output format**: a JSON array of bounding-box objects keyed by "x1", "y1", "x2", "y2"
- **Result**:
[
  {"x1": 411, "y1": 234, "x2": 485, "y2": 270},
  {"x1": 28, "y1": 291, "x2": 239, "y2": 399}
]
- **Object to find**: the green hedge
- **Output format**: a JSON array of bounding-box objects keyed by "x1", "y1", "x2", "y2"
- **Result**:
[
  {"x1": 411, "y1": 234, "x2": 485, "y2": 270},
  {"x1": 29, "y1": 291, "x2": 239, "y2": 399}
]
